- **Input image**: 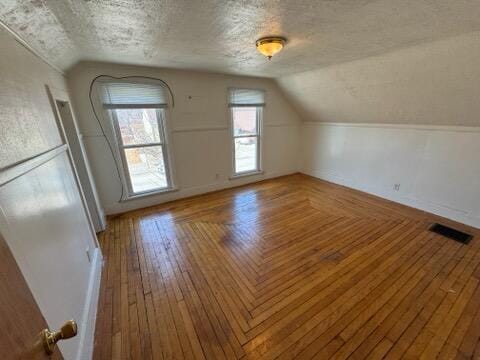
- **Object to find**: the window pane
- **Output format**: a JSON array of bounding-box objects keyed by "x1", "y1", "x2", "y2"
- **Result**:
[
  {"x1": 124, "y1": 146, "x2": 168, "y2": 193},
  {"x1": 233, "y1": 107, "x2": 257, "y2": 136},
  {"x1": 115, "y1": 108, "x2": 161, "y2": 145},
  {"x1": 234, "y1": 137, "x2": 258, "y2": 173}
]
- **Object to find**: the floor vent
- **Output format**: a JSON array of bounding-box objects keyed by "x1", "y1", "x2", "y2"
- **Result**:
[{"x1": 429, "y1": 223, "x2": 473, "y2": 244}]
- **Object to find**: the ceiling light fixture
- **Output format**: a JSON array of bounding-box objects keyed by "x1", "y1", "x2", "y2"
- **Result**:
[{"x1": 256, "y1": 37, "x2": 286, "y2": 60}]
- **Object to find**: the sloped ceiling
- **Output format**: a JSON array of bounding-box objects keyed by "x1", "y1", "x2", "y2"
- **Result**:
[
  {"x1": 277, "y1": 31, "x2": 480, "y2": 126},
  {"x1": 2, "y1": 0, "x2": 480, "y2": 77}
]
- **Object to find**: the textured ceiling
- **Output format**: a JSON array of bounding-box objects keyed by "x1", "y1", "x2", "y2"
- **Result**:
[{"x1": 2, "y1": 0, "x2": 480, "y2": 77}]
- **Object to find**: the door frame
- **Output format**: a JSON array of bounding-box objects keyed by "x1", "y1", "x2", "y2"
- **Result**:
[{"x1": 46, "y1": 85, "x2": 105, "y2": 236}]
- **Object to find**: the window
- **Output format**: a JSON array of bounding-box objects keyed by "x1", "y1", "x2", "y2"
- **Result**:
[
  {"x1": 101, "y1": 81, "x2": 173, "y2": 197},
  {"x1": 229, "y1": 88, "x2": 264, "y2": 176}
]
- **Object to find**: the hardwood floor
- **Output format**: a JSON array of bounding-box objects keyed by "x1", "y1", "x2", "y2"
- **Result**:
[{"x1": 93, "y1": 174, "x2": 480, "y2": 359}]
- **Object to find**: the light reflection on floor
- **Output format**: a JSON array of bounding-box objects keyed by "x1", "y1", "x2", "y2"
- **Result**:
[
  {"x1": 135, "y1": 188, "x2": 263, "y2": 270},
  {"x1": 226, "y1": 189, "x2": 261, "y2": 250},
  {"x1": 232, "y1": 190, "x2": 259, "y2": 226}
]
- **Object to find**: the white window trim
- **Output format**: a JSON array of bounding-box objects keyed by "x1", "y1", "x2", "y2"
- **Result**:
[
  {"x1": 108, "y1": 107, "x2": 177, "y2": 200},
  {"x1": 230, "y1": 106, "x2": 263, "y2": 178}
]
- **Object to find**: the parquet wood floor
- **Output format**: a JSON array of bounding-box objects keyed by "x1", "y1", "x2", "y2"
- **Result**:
[{"x1": 93, "y1": 174, "x2": 480, "y2": 359}]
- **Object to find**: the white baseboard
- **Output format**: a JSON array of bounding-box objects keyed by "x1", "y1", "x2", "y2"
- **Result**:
[
  {"x1": 97, "y1": 207, "x2": 107, "y2": 232},
  {"x1": 76, "y1": 248, "x2": 103, "y2": 360},
  {"x1": 305, "y1": 169, "x2": 480, "y2": 229}
]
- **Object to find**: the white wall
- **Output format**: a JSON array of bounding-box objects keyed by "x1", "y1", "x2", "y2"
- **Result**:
[
  {"x1": 301, "y1": 123, "x2": 480, "y2": 228},
  {"x1": 0, "y1": 25, "x2": 100, "y2": 359},
  {"x1": 0, "y1": 30, "x2": 64, "y2": 168},
  {"x1": 277, "y1": 32, "x2": 480, "y2": 229},
  {"x1": 67, "y1": 62, "x2": 301, "y2": 214}
]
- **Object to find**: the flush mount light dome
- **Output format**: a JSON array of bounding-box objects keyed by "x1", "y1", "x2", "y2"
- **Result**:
[{"x1": 256, "y1": 37, "x2": 286, "y2": 60}]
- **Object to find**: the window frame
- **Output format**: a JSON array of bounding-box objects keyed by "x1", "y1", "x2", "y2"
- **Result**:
[
  {"x1": 230, "y1": 106, "x2": 263, "y2": 177},
  {"x1": 109, "y1": 107, "x2": 175, "y2": 199}
]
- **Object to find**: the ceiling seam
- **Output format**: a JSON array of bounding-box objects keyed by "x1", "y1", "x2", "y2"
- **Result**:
[{"x1": 0, "y1": 18, "x2": 65, "y2": 76}]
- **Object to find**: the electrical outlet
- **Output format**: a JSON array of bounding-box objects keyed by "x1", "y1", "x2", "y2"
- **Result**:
[{"x1": 394, "y1": 184, "x2": 400, "y2": 191}]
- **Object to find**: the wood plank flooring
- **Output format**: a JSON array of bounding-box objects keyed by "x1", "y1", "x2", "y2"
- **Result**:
[{"x1": 93, "y1": 174, "x2": 480, "y2": 359}]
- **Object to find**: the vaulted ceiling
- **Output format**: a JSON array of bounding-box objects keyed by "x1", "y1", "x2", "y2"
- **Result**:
[{"x1": 2, "y1": 0, "x2": 480, "y2": 77}]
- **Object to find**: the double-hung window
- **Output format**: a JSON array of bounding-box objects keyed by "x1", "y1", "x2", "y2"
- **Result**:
[
  {"x1": 228, "y1": 88, "x2": 265, "y2": 176},
  {"x1": 101, "y1": 81, "x2": 173, "y2": 197}
]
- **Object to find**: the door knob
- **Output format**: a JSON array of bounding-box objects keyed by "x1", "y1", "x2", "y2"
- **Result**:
[{"x1": 41, "y1": 319, "x2": 77, "y2": 355}]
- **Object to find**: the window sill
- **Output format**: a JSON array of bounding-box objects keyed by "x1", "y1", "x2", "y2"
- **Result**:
[
  {"x1": 120, "y1": 186, "x2": 179, "y2": 202},
  {"x1": 229, "y1": 170, "x2": 264, "y2": 180}
]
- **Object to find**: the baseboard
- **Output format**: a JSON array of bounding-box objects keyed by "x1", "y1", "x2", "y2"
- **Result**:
[
  {"x1": 97, "y1": 207, "x2": 107, "y2": 232},
  {"x1": 76, "y1": 248, "x2": 103, "y2": 360},
  {"x1": 305, "y1": 169, "x2": 480, "y2": 229},
  {"x1": 104, "y1": 169, "x2": 298, "y2": 214}
]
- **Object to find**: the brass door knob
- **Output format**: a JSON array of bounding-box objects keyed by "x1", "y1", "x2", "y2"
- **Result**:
[{"x1": 42, "y1": 320, "x2": 77, "y2": 355}]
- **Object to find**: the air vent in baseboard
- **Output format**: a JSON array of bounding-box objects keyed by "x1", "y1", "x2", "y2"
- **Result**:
[{"x1": 429, "y1": 223, "x2": 473, "y2": 245}]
